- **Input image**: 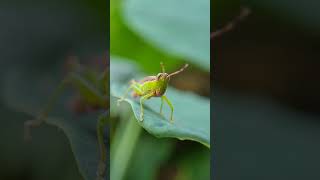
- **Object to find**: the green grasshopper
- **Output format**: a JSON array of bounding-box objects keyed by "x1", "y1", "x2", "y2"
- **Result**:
[
  {"x1": 117, "y1": 62, "x2": 188, "y2": 123},
  {"x1": 24, "y1": 57, "x2": 109, "y2": 180}
]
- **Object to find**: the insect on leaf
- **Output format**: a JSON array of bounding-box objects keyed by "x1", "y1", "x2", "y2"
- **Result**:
[{"x1": 111, "y1": 57, "x2": 210, "y2": 148}]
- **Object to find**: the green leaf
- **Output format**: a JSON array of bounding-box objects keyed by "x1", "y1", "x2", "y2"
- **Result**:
[
  {"x1": 110, "y1": 0, "x2": 181, "y2": 74},
  {"x1": 2, "y1": 66, "x2": 107, "y2": 180},
  {"x1": 122, "y1": 0, "x2": 210, "y2": 71},
  {"x1": 46, "y1": 114, "x2": 104, "y2": 180},
  {"x1": 110, "y1": 57, "x2": 210, "y2": 148}
]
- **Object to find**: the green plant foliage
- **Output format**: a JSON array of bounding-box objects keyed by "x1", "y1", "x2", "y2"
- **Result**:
[
  {"x1": 2, "y1": 67, "x2": 106, "y2": 180},
  {"x1": 175, "y1": 147, "x2": 210, "y2": 180},
  {"x1": 110, "y1": 0, "x2": 181, "y2": 74},
  {"x1": 125, "y1": 135, "x2": 174, "y2": 180},
  {"x1": 110, "y1": 57, "x2": 210, "y2": 148},
  {"x1": 110, "y1": 115, "x2": 143, "y2": 180},
  {"x1": 122, "y1": 0, "x2": 210, "y2": 71}
]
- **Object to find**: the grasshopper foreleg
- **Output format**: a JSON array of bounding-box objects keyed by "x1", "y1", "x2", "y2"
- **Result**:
[
  {"x1": 161, "y1": 95, "x2": 174, "y2": 123},
  {"x1": 139, "y1": 93, "x2": 154, "y2": 121}
]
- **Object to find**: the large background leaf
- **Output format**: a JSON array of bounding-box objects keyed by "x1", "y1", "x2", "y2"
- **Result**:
[
  {"x1": 110, "y1": 57, "x2": 210, "y2": 147},
  {"x1": 110, "y1": 0, "x2": 181, "y2": 74},
  {"x1": 122, "y1": 0, "x2": 210, "y2": 71}
]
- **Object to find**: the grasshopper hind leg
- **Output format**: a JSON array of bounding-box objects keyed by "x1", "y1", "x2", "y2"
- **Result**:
[
  {"x1": 117, "y1": 81, "x2": 142, "y2": 105},
  {"x1": 161, "y1": 95, "x2": 174, "y2": 123},
  {"x1": 160, "y1": 97, "x2": 164, "y2": 116}
]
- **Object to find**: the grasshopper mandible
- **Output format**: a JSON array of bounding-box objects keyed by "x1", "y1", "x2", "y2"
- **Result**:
[{"x1": 117, "y1": 62, "x2": 188, "y2": 123}]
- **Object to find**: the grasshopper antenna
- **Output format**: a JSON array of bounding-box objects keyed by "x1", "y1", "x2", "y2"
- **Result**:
[
  {"x1": 168, "y1": 64, "x2": 189, "y2": 78},
  {"x1": 160, "y1": 62, "x2": 165, "y2": 73},
  {"x1": 211, "y1": 7, "x2": 250, "y2": 38}
]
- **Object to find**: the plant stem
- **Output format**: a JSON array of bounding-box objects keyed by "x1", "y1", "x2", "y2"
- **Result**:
[{"x1": 110, "y1": 115, "x2": 142, "y2": 180}]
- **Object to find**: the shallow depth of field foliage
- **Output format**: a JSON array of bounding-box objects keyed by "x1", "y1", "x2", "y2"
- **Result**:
[
  {"x1": 110, "y1": 0, "x2": 210, "y2": 180},
  {"x1": 0, "y1": 0, "x2": 210, "y2": 180}
]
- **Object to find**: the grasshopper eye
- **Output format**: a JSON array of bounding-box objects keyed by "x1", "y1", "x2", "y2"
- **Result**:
[{"x1": 156, "y1": 73, "x2": 162, "y2": 80}]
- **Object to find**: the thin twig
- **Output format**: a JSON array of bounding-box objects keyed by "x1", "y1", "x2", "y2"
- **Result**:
[{"x1": 211, "y1": 7, "x2": 251, "y2": 38}]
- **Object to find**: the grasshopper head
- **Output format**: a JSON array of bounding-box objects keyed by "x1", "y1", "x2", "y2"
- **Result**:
[
  {"x1": 157, "y1": 62, "x2": 189, "y2": 82},
  {"x1": 156, "y1": 73, "x2": 169, "y2": 81}
]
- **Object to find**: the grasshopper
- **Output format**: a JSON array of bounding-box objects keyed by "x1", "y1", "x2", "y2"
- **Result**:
[
  {"x1": 24, "y1": 57, "x2": 109, "y2": 180},
  {"x1": 117, "y1": 62, "x2": 188, "y2": 123}
]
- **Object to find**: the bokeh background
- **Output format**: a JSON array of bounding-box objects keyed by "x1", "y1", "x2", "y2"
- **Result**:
[
  {"x1": 212, "y1": 0, "x2": 320, "y2": 179},
  {"x1": 110, "y1": 0, "x2": 210, "y2": 180},
  {"x1": 0, "y1": 0, "x2": 108, "y2": 180}
]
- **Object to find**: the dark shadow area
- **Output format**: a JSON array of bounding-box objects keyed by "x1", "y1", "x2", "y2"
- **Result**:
[
  {"x1": 0, "y1": 1, "x2": 108, "y2": 180},
  {"x1": 212, "y1": 1, "x2": 320, "y2": 179}
]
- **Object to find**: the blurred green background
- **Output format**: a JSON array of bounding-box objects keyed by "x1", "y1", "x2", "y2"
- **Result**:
[{"x1": 212, "y1": 0, "x2": 320, "y2": 179}]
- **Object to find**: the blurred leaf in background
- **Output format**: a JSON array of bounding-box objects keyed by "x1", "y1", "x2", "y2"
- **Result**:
[
  {"x1": 110, "y1": 0, "x2": 180, "y2": 73},
  {"x1": 110, "y1": 0, "x2": 210, "y2": 73},
  {"x1": 122, "y1": 0, "x2": 210, "y2": 71},
  {"x1": 2, "y1": 56, "x2": 108, "y2": 180}
]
